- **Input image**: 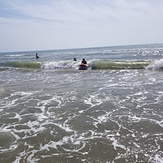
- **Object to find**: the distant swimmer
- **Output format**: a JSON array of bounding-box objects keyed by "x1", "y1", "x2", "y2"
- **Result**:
[
  {"x1": 74, "y1": 58, "x2": 77, "y2": 61},
  {"x1": 81, "y1": 58, "x2": 87, "y2": 65},
  {"x1": 79, "y1": 58, "x2": 88, "y2": 70},
  {"x1": 36, "y1": 53, "x2": 39, "y2": 60}
]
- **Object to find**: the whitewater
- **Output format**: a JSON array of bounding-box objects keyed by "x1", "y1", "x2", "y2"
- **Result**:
[{"x1": 0, "y1": 43, "x2": 163, "y2": 163}]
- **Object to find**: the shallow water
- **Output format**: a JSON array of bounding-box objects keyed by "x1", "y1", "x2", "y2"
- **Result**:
[{"x1": 0, "y1": 68, "x2": 163, "y2": 163}]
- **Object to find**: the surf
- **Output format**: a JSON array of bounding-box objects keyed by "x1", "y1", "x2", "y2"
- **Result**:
[
  {"x1": 91, "y1": 60, "x2": 151, "y2": 70},
  {"x1": 146, "y1": 59, "x2": 163, "y2": 71},
  {"x1": 1, "y1": 61, "x2": 41, "y2": 69},
  {"x1": 2, "y1": 59, "x2": 163, "y2": 71}
]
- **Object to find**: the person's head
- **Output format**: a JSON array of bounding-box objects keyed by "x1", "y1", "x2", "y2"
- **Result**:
[{"x1": 82, "y1": 58, "x2": 85, "y2": 61}]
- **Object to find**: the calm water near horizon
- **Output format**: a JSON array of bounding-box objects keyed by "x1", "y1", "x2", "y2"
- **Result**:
[{"x1": 0, "y1": 43, "x2": 163, "y2": 163}]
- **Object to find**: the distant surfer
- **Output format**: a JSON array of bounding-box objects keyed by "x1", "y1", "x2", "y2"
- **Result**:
[
  {"x1": 36, "y1": 53, "x2": 39, "y2": 60},
  {"x1": 74, "y1": 58, "x2": 77, "y2": 61},
  {"x1": 81, "y1": 58, "x2": 87, "y2": 65}
]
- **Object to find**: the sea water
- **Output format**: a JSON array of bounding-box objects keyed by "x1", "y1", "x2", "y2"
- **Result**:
[{"x1": 0, "y1": 43, "x2": 163, "y2": 163}]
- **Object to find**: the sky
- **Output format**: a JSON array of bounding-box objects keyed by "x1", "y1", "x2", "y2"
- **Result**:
[{"x1": 0, "y1": 0, "x2": 163, "y2": 52}]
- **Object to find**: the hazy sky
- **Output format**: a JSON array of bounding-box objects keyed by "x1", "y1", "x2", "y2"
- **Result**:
[{"x1": 0, "y1": 0, "x2": 163, "y2": 52}]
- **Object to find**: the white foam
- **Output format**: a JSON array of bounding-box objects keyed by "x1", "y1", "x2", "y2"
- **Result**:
[
  {"x1": 110, "y1": 137, "x2": 126, "y2": 150},
  {"x1": 6, "y1": 54, "x2": 26, "y2": 57},
  {"x1": 53, "y1": 123, "x2": 73, "y2": 132},
  {"x1": 41, "y1": 61, "x2": 79, "y2": 70},
  {"x1": 154, "y1": 154, "x2": 163, "y2": 163},
  {"x1": 9, "y1": 113, "x2": 22, "y2": 122},
  {"x1": 84, "y1": 94, "x2": 103, "y2": 108},
  {"x1": 128, "y1": 115, "x2": 141, "y2": 122},
  {"x1": 146, "y1": 59, "x2": 163, "y2": 70},
  {"x1": 11, "y1": 91, "x2": 36, "y2": 97}
]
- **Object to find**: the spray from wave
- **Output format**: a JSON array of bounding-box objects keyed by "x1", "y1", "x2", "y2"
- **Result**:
[
  {"x1": 146, "y1": 59, "x2": 163, "y2": 70},
  {"x1": 41, "y1": 61, "x2": 79, "y2": 70}
]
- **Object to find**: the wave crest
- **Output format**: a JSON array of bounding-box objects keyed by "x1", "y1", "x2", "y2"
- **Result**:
[
  {"x1": 91, "y1": 60, "x2": 150, "y2": 70},
  {"x1": 146, "y1": 59, "x2": 163, "y2": 70},
  {"x1": 41, "y1": 61, "x2": 78, "y2": 70},
  {"x1": 1, "y1": 61, "x2": 41, "y2": 69}
]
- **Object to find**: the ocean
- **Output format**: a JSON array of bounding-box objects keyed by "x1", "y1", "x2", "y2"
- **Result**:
[{"x1": 0, "y1": 43, "x2": 163, "y2": 163}]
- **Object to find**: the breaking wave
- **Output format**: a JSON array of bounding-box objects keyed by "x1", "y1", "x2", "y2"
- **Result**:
[
  {"x1": 0, "y1": 61, "x2": 41, "y2": 69},
  {"x1": 146, "y1": 59, "x2": 163, "y2": 71},
  {"x1": 3, "y1": 59, "x2": 163, "y2": 71},
  {"x1": 91, "y1": 60, "x2": 151, "y2": 70}
]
